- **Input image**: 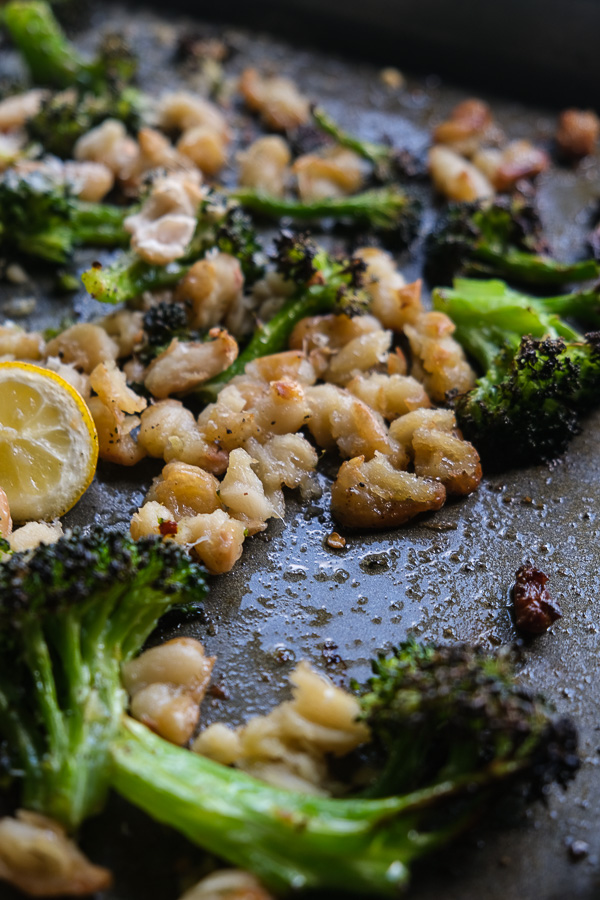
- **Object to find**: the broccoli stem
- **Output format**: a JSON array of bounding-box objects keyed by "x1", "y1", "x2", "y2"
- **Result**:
[
  {"x1": 3, "y1": 1, "x2": 90, "y2": 89},
  {"x1": 82, "y1": 252, "x2": 191, "y2": 304},
  {"x1": 312, "y1": 106, "x2": 392, "y2": 169},
  {"x1": 15, "y1": 617, "x2": 122, "y2": 829},
  {"x1": 231, "y1": 186, "x2": 411, "y2": 230},
  {"x1": 432, "y1": 278, "x2": 600, "y2": 367},
  {"x1": 112, "y1": 717, "x2": 522, "y2": 897},
  {"x1": 470, "y1": 246, "x2": 599, "y2": 287},
  {"x1": 197, "y1": 285, "x2": 344, "y2": 401},
  {"x1": 71, "y1": 202, "x2": 131, "y2": 248},
  {"x1": 0, "y1": 531, "x2": 206, "y2": 832}
]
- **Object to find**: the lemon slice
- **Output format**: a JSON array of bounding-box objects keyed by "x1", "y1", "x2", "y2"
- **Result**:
[{"x1": 0, "y1": 361, "x2": 98, "y2": 522}]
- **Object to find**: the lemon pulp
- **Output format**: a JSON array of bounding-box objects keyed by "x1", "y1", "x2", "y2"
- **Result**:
[{"x1": 0, "y1": 362, "x2": 98, "y2": 522}]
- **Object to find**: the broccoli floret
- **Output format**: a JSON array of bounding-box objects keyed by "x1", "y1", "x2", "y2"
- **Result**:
[
  {"x1": 0, "y1": 538, "x2": 578, "y2": 897},
  {"x1": 360, "y1": 641, "x2": 579, "y2": 799},
  {"x1": 82, "y1": 195, "x2": 263, "y2": 305},
  {"x1": 4, "y1": 2, "x2": 146, "y2": 156},
  {"x1": 139, "y1": 300, "x2": 201, "y2": 362},
  {"x1": 0, "y1": 527, "x2": 206, "y2": 832},
  {"x1": 433, "y1": 277, "x2": 600, "y2": 466},
  {"x1": 0, "y1": 169, "x2": 131, "y2": 263},
  {"x1": 143, "y1": 301, "x2": 190, "y2": 350},
  {"x1": 197, "y1": 232, "x2": 370, "y2": 401},
  {"x1": 215, "y1": 206, "x2": 266, "y2": 286},
  {"x1": 26, "y1": 86, "x2": 142, "y2": 158},
  {"x1": 4, "y1": 1, "x2": 138, "y2": 94},
  {"x1": 425, "y1": 198, "x2": 599, "y2": 288},
  {"x1": 231, "y1": 184, "x2": 419, "y2": 237},
  {"x1": 110, "y1": 640, "x2": 577, "y2": 897}
]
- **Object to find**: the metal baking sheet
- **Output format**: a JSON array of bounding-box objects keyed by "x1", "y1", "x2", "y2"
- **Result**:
[{"x1": 1, "y1": 3, "x2": 599, "y2": 897}]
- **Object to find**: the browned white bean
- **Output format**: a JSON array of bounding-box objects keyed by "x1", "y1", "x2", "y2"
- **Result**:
[
  {"x1": 177, "y1": 125, "x2": 228, "y2": 175},
  {"x1": 238, "y1": 136, "x2": 291, "y2": 196},
  {"x1": 404, "y1": 312, "x2": 476, "y2": 403},
  {"x1": 124, "y1": 172, "x2": 205, "y2": 265},
  {"x1": 239, "y1": 68, "x2": 310, "y2": 131},
  {"x1": 0, "y1": 89, "x2": 46, "y2": 132},
  {"x1": 144, "y1": 330, "x2": 239, "y2": 398},
  {"x1": 556, "y1": 108, "x2": 600, "y2": 159},
  {"x1": 74, "y1": 119, "x2": 138, "y2": 181},
  {"x1": 305, "y1": 384, "x2": 391, "y2": 459},
  {"x1": 175, "y1": 254, "x2": 243, "y2": 330},
  {"x1": 158, "y1": 92, "x2": 230, "y2": 141},
  {"x1": 293, "y1": 148, "x2": 365, "y2": 201},
  {"x1": 0, "y1": 325, "x2": 45, "y2": 360},
  {"x1": 346, "y1": 373, "x2": 431, "y2": 420},
  {"x1": 124, "y1": 637, "x2": 215, "y2": 746},
  {"x1": 0, "y1": 811, "x2": 111, "y2": 897},
  {"x1": 146, "y1": 460, "x2": 223, "y2": 518},
  {"x1": 46, "y1": 324, "x2": 118, "y2": 374},
  {"x1": 8, "y1": 522, "x2": 63, "y2": 552},
  {"x1": 174, "y1": 509, "x2": 247, "y2": 574},
  {"x1": 89, "y1": 360, "x2": 147, "y2": 416},
  {"x1": 179, "y1": 869, "x2": 274, "y2": 900},
  {"x1": 432, "y1": 98, "x2": 499, "y2": 157},
  {"x1": 428, "y1": 145, "x2": 494, "y2": 201},
  {"x1": 86, "y1": 397, "x2": 146, "y2": 467},
  {"x1": 331, "y1": 452, "x2": 446, "y2": 528},
  {"x1": 138, "y1": 399, "x2": 227, "y2": 473}
]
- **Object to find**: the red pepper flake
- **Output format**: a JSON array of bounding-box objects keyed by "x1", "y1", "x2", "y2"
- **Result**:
[
  {"x1": 512, "y1": 563, "x2": 562, "y2": 634},
  {"x1": 159, "y1": 520, "x2": 178, "y2": 536}
]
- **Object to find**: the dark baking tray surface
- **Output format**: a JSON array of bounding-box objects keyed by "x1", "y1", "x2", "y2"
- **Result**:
[{"x1": 1, "y1": 3, "x2": 599, "y2": 898}]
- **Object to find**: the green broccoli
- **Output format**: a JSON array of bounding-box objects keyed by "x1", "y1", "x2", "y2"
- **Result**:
[
  {"x1": 196, "y1": 231, "x2": 370, "y2": 401},
  {"x1": 137, "y1": 299, "x2": 202, "y2": 364},
  {"x1": 425, "y1": 198, "x2": 599, "y2": 288},
  {"x1": 0, "y1": 527, "x2": 206, "y2": 831},
  {"x1": 4, "y1": 1, "x2": 136, "y2": 93},
  {"x1": 112, "y1": 640, "x2": 577, "y2": 896},
  {"x1": 359, "y1": 641, "x2": 578, "y2": 799},
  {"x1": 0, "y1": 169, "x2": 131, "y2": 263},
  {"x1": 82, "y1": 199, "x2": 264, "y2": 305},
  {"x1": 0, "y1": 531, "x2": 578, "y2": 895},
  {"x1": 4, "y1": 1, "x2": 146, "y2": 155},
  {"x1": 312, "y1": 105, "x2": 396, "y2": 178},
  {"x1": 26, "y1": 85, "x2": 143, "y2": 158},
  {"x1": 231, "y1": 184, "x2": 419, "y2": 237},
  {"x1": 433, "y1": 277, "x2": 600, "y2": 466}
]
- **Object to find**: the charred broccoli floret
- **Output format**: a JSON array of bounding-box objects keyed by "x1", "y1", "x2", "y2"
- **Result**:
[
  {"x1": 425, "y1": 198, "x2": 599, "y2": 288},
  {"x1": 26, "y1": 85, "x2": 142, "y2": 158},
  {"x1": 0, "y1": 533, "x2": 578, "y2": 898},
  {"x1": 111, "y1": 640, "x2": 578, "y2": 897},
  {"x1": 360, "y1": 641, "x2": 578, "y2": 799},
  {"x1": 143, "y1": 301, "x2": 190, "y2": 351},
  {"x1": 197, "y1": 232, "x2": 370, "y2": 400},
  {"x1": 0, "y1": 527, "x2": 206, "y2": 831},
  {"x1": 139, "y1": 300, "x2": 202, "y2": 363},
  {"x1": 433, "y1": 277, "x2": 600, "y2": 466},
  {"x1": 0, "y1": 169, "x2": 131, "y2": 263},
  {"x1": 215, "y1": 206, "x2": 266, "y2": 286}
]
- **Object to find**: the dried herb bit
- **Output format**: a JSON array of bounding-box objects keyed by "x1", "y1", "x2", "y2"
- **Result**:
[{"x1": 512, "y1": 563, "x2": 563, "y2": 634}]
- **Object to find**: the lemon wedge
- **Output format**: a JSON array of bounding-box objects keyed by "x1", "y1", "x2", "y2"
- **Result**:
[{"x1": 0, "y1": 361, "x2": 98, "y2": 522}]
